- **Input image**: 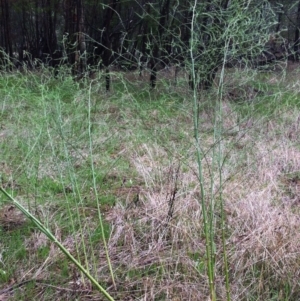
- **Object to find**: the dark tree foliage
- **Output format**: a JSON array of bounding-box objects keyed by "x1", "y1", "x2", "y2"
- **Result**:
[
  {"x1": 0, "y1": 0, "x2": 293, "y2": 90},
  {"x1": 0, "y1": 0, "x2": 13, "y2": 68}
]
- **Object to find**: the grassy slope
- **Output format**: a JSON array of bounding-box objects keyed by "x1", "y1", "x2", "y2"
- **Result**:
[{"x1": 0, "y1": 65, "x2": 300, "y2": 300}]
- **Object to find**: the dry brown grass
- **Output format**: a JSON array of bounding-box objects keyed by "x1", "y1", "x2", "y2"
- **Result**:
[{"x1": 103, "y1": 98, "x2": 300, "y2": 300}]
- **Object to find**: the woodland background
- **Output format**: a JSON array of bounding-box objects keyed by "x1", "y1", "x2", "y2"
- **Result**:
[{"x1": 1, "y1": 0, "x2": 300, "y2": 88}]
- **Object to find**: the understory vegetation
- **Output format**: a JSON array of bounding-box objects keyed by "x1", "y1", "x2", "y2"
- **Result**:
[{"x1": 1, "y1": 62, "x2": 300, "y2": 301}]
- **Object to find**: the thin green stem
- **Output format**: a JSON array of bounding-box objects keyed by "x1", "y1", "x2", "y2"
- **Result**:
[
  {"x1": 218, "y1": 39, "x2": 231, "y2": 301},
  {"x1": 190, "y1": 1, "x2": 216, "y2": 300},
  {"x1": 87, "y1": 82, "x2": 116, "y2": 289},
  {"x1": 0, "y1": 187, "x2": 115, "y2": 301}
]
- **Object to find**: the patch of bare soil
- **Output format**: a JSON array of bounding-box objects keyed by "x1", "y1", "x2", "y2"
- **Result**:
[{"x1": 0, "y1": 205, "x2": 26, "y2": 231}]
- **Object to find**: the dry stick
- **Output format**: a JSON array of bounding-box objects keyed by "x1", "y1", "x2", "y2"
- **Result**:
[{"x1": 0, "y1": 187, "x2": 115, "y2": 301}]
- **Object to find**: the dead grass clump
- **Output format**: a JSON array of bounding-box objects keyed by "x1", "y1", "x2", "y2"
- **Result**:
[
  {"x1": 223, "y1": 118, "x2": 300, "y2": 299},
  {"x1": 105, "y1": 144, "x2": 212, "y2": 299},
  {"x1": 226, "y1": 191, "x2": 300, "y2": 299},
  {"x1": 106, "y1": 108, "x2": 300, "y2": 299}
]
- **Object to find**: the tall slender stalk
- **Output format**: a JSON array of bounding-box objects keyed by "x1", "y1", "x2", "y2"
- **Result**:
[
  {"x1": 87, "y1": 82, "x2": 116, "y2": 289},
  {"x1": 190, "y1": 1, "x2": 216, "y2": 300},
  {"x1": 217, "y1": 38, "x2": 231, "y2": 301},
  {"x1": 0, "y1": 187, "x2": 115, "y2": 301}
]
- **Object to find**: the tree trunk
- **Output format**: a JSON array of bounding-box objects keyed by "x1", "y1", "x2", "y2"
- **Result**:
[
  {"x1": 1, "y1": 0, "x2": 13, "y2": 69},
  {"x1": 101, "y1": 0, "x2": 118, "y2": 91},
  {"x1": 149, "y1": 0, "x2": 172, "y2": 89}
]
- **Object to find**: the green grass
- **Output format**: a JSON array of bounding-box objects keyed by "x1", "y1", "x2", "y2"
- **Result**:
[{"x1": 1, "y1": 66, "x2": 300, "y2": 300}]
